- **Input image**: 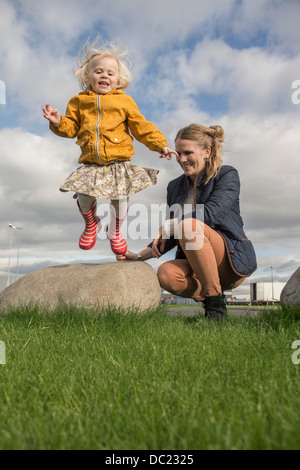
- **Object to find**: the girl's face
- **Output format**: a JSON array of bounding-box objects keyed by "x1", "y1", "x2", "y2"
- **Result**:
[
  {"x1": 175, "y1": 139, "x2": 211, "y2": 182},
  {"x1": 87, "y1": 55, "x2": 120, "y2": 94}
]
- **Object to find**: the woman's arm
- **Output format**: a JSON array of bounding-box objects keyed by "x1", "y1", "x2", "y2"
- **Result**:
[
  {"x1": 116, "y1": 231, "x2": 178, "y2": 261},
  {"x1": 116, "y1": 247, "x2": 153, "y2": 262},
  {"x1": 204, "y1": 168, "x2": 241, "y2": 225}
]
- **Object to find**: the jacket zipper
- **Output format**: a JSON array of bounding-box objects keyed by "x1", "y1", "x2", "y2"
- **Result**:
[
  {"x1": 193, "y1": 177, "x2": 198, "y2": 208},
  {"x1": 172, "y1": 176, "x2": 195, "y2": 219},
  {"x1": 95, "y1": 95, "x2": 104, "y2": 165}
]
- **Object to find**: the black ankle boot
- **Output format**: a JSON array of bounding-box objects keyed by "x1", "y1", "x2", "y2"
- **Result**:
[{"x1": 203, "y1": 294, "x2": 227, "y2": 321}]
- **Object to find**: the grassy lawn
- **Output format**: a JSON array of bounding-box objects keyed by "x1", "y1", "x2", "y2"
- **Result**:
[{"x1": 0, "y1": 304, "x2": 300, "y2": 450}]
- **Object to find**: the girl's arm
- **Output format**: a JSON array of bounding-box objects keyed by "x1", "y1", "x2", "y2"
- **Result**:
[
  {"x1": 45, "y1": 96, "x2": 81, "y2": 138},
  {"x1": 160, "y1": 146, "x2": 178, "y2": 160},
  {"x1": 126, "y1": 97, "x2": 177, "y2": 157}
]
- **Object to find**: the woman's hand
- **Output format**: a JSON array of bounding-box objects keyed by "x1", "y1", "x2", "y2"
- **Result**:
[
  {"x1": 42, "y1": 103, "x2": 61, "y2": 126},
  {"x1": 152, "y1": 227, "x2": 166, "y2": 258},
  {"x1": 160, "y1": 147, "x2": 178, "y2": 160},
  {"x1": 116, "y1": 247, "x2": 153, "y2": 262},
  {"x1": 116, "y1": 251, "x2": 137, "y2": 261}
]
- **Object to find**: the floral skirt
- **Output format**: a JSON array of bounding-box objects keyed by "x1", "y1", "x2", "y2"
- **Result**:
[{"x1": 59, "y1": 162, "x2": 159, "y2": 200}]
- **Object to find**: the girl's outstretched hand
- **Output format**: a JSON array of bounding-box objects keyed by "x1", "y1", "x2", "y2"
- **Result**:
[
  {"x1": 42, "y1": 104, "x2": 61, "y2": 126},
  {"x1": 160, "y1": 147, "x2": 178, "y2": 160}
]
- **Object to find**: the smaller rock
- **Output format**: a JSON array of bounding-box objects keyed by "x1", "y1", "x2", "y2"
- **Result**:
[{"x1": 280, "y1": 267, "x2": 300, "y2": 306}]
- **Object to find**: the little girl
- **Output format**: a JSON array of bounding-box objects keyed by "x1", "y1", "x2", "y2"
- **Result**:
[{"x1": 43, "y1": 37, "x2": 176, "y2": 255}]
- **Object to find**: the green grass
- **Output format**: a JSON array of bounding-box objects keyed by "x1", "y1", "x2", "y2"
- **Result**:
[{"x1": 0, "y1": 303, "x2": 300, "y2": 450}]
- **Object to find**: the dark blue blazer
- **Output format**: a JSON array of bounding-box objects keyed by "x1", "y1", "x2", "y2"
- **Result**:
[{"x1": 162, "y1": 165, "x2": 257, "y2": 277}]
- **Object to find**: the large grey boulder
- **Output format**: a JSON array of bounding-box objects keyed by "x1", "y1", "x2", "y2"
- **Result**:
[
  {"x1": 280, "y1": 267, "x2": 300, "y2": 307},
  {"x1": 0, "y1": 262, "x2": 161, "y2": 312}
]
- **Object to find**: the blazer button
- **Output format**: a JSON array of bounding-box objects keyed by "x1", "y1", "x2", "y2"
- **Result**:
[{"x1": 230, "y1": 250, "x2": 235, "y2": 254}]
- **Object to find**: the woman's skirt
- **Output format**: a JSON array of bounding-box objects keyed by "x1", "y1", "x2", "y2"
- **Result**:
[{"x1": 59, "y1": 162, "x2": 159, "y2": 200}]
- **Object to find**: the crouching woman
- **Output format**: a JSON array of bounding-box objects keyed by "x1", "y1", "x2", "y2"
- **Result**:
[{"x1": 119, "y1": 123, "x2": 257, "y2": 320}]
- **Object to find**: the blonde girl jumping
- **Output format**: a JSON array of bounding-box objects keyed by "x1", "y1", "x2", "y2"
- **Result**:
[{"x1": 43, "y1": 37, "x2": 176, "y2": 255}]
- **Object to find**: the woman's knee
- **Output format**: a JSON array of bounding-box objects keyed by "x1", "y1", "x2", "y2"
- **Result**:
[
  {"x1": 178, "y1": 218, "x2": 204, "y2": 250},
  {"x1": 157, "y1": 263, "x2": 173, "y2": 289},
  {"x1": 157, "y1": 260, "x2": 191, "y2": 290}
]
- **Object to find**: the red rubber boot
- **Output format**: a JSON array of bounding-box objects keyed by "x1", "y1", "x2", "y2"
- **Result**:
[
  {"x1": 77, "y1": 200, "x2": 101, "y2": 250},
  {"x1": 106, "y1": 216, "x2": 128, "y2": 255},
  {"x1": 106, "y1": 204, "x2": 128, "y2": 255}
]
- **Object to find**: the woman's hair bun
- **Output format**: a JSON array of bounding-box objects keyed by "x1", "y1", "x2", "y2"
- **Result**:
[{"x1": 209, "y1": 125, "x2": 225, "y2": 142}]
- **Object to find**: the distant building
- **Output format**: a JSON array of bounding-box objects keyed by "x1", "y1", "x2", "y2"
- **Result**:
[
  {"x1": 250, "y1": 282, "x2": 285, "y2": 304},
  {"x1": 160, "y1": 289, "x2": 199, "y2": 306}
]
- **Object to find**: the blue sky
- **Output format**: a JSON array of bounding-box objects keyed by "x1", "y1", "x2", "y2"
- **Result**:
[{"x1": 1, "y1": 0, "x2": 300, "y2": 296}]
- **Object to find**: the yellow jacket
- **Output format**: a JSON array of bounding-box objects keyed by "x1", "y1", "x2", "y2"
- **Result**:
[{"x1": 50, "y1": 89, "x2": 168, "y2": 166}]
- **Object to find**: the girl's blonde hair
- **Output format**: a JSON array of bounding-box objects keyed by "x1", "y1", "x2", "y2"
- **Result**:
[
  {"x1": 74, "y1": 36, "x2": 132, "y2": 90},
  {"x1": 175, "y1": 123, "x2": 225, "y2": 184}
]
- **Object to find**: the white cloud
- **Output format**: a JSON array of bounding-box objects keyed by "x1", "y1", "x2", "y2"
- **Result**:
[{"x1": 160, "y1": 39, "x2": 300, "y2": 115}]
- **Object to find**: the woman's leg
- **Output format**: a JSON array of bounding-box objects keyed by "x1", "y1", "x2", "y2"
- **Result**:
[
  {"x1": 157, "y1": 259, "x2": 203, "y2": 301},
  {"x1": 179, "y1": 218, "x2": 245, "y2": 296},
  {"x1": 177, "y1": 218, "x2": 223, "y2": 298},
  {"x1": 157, "y1": 219, "x2": 245, "y2": 302},
  {"x1": 108, "y1": 198, "x2": 129, "y2": 255}
]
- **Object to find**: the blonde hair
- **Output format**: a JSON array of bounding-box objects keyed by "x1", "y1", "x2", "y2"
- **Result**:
[
  {"x1": 74, "y1": 36, "x2": 132, "y2": 90},
  {"x1": 175, "y1": 123, "x2": 225, "y2": 184}
]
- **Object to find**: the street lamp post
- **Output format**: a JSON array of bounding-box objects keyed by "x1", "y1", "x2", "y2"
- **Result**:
[
  {"x1": 7, "y1": 224, "x2": 23, "y2": 287},
  {"x1": 15, "y1": 231, "x2": 21, "y2": 282},
  {"x1": 7, "y1": 225, "x2": 14, "y2": 287}
]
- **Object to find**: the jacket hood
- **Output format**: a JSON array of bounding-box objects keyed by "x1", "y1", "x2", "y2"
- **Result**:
[{"x1": 79, "y1": 88, "x2": 125, "y2": 97}]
